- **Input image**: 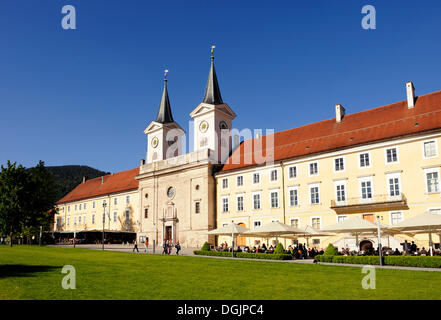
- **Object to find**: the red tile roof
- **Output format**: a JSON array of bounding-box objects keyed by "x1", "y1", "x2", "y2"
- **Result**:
[
  {"x1": 221, "y1": 89, "x2": 441, "y2": 173},
  {"x1": 57, "y1": 167, "x2": 139, "y2": 204}
]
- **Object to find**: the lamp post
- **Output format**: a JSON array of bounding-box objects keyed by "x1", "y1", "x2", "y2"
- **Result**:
[
  {"x1": 102, "y1": 202, "x2": 107, "y2": 250},
  {"x1": 376, "y1": 215, "x2": 383, "y2": 266},
  {"x1": 73, "y1": 221, "x2": 76, "y2": 248}
]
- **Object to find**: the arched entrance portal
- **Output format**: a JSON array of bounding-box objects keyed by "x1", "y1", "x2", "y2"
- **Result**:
[
  {"x1": 236, "y1": 223, "x2": 247, "y2": 247},
  {"x1": 360, "y1": 240, "x2": 373, "y2": 252}
]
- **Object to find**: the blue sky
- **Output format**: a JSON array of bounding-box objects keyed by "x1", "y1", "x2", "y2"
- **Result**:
[{"x1": 1, "y1": 0, "x2": 441, "y2": 173}]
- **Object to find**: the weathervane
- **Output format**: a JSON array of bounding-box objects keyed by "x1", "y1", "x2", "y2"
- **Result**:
[
  {"x1": 164, "y1": 69, "x2": 169, "y2": 81},
  {"x1": 211, "y1": 45, "x2": 215, "y2": 59}
]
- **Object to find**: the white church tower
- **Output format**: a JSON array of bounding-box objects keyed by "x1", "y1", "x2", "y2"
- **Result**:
[
  {"x1": 144, "y1": 71, "x2": 185, "y2": 163},
  {"x1": 190, "y1": 47, "x2": 236, "y2": 163}
]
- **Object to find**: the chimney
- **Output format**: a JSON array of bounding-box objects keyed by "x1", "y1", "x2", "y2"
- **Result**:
[
  {"x1": 335, "y1": 104, "x2": 345, "y2": 123},
  {"x1": 82, "y1": 176, "x2": 86, "y2": 184},
  {"x1": 406, "y1": 81, "x2": 415, "y2": 109},
  {"x1": 101, "y1": 176, "x2": 104, "y2": 184}
]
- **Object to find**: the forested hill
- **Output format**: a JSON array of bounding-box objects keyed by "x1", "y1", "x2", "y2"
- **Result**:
[{"x1": 46, "y1": 165, "x2": 110, "y2": 201}]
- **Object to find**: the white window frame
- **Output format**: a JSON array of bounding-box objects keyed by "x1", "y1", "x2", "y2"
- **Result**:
[
  {"x1": 309, "y1": 183, "x2": 320, "y2": 205},
  {"x1": 253, "y1": 220, "x2": 262, "y2": 229},
  {"x1": 114, "y1": 198, "x2": 118, "y2": 205},
  {"x1": 359, "y1": 176, "x2": 374, "y2": 202},
  {"x1": 389, "y1": 211, "x2": 404, "y2": 225},
  {"x1": 221, "y1": 196, "x2": 229, "y2": 213},
  {"x1": 270, "y1": 189, "x2": 279, "y2": 208},
  {"x1": 252, "y1": 172, "x2": 260, "y2": 185},
  {"x1": 288, "y1": 166, "x2": 297, "y2": 179},
  {"x1": 384, "y1": 146, "x2": 399, "y2": 165},
  {"x1": 270, "y1": 169, "x2": 278, "y2": 182},
  {"x1": 222, "y1": 178, "x2": 229, "y2": 189},
  {"x1": 252, "y1": 192, "x2": 261, "y2": 210},
  {"x1": 422, "y1": 139, "x2": 438, "y2": 159},
  {"x1": 334, "y1": 180, "x2": 347, "y2": 205},
  {"x1": 424, "y1": 167, "x2": 440, "y2": 194},
  {"x1": 358, "y1": 151, "x2": 372, "y2": 169},
  {"x1": 92, "y1": 213, "x2": 95, "y2": 224},
  {"x1": 333, "y1": 156, "x2": 345, "y2": 173},
  {"x1": 236, "y1": 194, "x2": 244, "y2": 212},
  {"x1": 236, "y1": 175, "x2": 244, "y2": 187},
  {"x1": 386, "y1": 172, "x2": 402, "y2": 200},
  {"x1": 308, "y1": 162, "x2": 319, "y2": 177},
  {"x1": 336, "y1": 214, "x2": 348, "y2": 223},
  {"x1": 288, "y1": 186, "x2": 299, "y2": 207},
  {"x1": 310, "y1": 216, "x2": 321, "y2": 229},
  {"x1": 290, "y1": 218, "x2": 300, "y2": 228},
  {"x1": 113, "y1": 211, "x2": 117, "y2": 222}
]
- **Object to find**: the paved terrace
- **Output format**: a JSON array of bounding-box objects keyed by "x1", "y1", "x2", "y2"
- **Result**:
[{"x1": 49, "y1": 244, "x2": 441, "y2": 272}]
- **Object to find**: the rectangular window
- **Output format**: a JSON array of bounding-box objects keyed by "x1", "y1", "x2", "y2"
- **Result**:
[
  {"x1": 67, "y1": 217, "x2": 70, "y2": 226},
  {"x1": 84, "y1": 203, "x2": 87, "y2": 210},
  {"x1": 236, "y1": 176, "x2": 243, "y2": 187},
  {"x1": 311, "y1": 217, "x2": 321, "y2": 229},
  {"x1": 361, "y1": 180, "x2": 373, "y2": 199},
  {"x1": 336, "y1": 184, "x2": 346, "y2": 202},
  {"x1": 430, "y1": 208, "x2": 441, "y2": 215},
  {"x1": 424, "y1": 141, "x2": 437, "y2": 158},
  {"x1": 92, "y1": 214, "x2": 95, "y2": 224},
  {"x1": 68, "y1": 206, "x2": 70, "y2": 212},
  {"x1": 253, "y1": 193, "x2": 261, "y2": 210},
  {"x1": 92, "y1": 201, "x2": 95, "y2": 209},
  {"x1": 114, "y1": 198, "x2": 118, "y2": 205},
  {"x1": 389, "y1": 177, "x2": 400, "y2": 197},
  {"x1": 270, "y1": 170, "x2": 278, "y2": 181},
  {"x1": 126, "y1": 196, "x2": 130, "y2": 204},
  {"x1": 79, "y1": 204, "x2": 82, "y2": 210},
  {"x1": 144, "y1": 208, "x2": 148, "y2": 218},
  {"x1": 289, "y1": 166, "x2": 297, "y2": 179},
  {"x1": 337, "y1": 215, "x2": 347, "y2": 223},
  {"x1": 253, "y1": 221, "x2": 261, "y2": 229},
  {"x1": 222, "y1": 178, "x2": 228, "y2": 189},
  {"x1": 334, "y1": 158, "x2": 344, "y2": 171},
  {"x1": 289, "y1": 189, "x2": 298, "y2": 207},
  {"x1": 386, "y1": 148, "x2": 398, "y2": 163},
  {"x1": 113, "y1": 211, "x2": 117, "y2": 222},
  {"x1": 75, "y1": 205, "x2": 77, "y2": 211},
  {"x1": 237, "y1": 196, "x2": 244, "y2": 211},
  {"x1": 74, "y1": 216, "x2": 77, "y2": 225},
  {"x1": 270, "y1": 191, "x2": 279, "y2": 208},
  {"x1": 427, "y1": 171, "x2": 440, "y2": 193},
  {"x1": 125, "y1": 210, "x2": 130, "y2": 221},
  {"x1": 309, "y1": 162, "x2": 318, "y2": 176},
  {"x1": 222, "y1": 197, "x2": 229, "y2": 212},
  {"x1": 290, "y1": 218, "x2": 299, "y2": 228},
  {"x1": 390, "y1": 212, "x2": 402, "y2": 225},
  {"x1": 360, "y1": 153, "x2": 370, "y2": 168},
  {"x1": 253, "y1": 173, "x2": 260, "y2": 184},
  {"x1": 310, "y1": 186, "x2": 320, "y2": 204},
  {"x1": 78, "y1": 216, "x2": 82, "y2": 225},
  {"x1": 195, "y1": 202, "x2": 200, "y2": 214}
]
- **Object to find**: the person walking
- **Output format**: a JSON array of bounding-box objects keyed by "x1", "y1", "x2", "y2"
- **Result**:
[
  {"x1": 144, "y1": 238, "x2": 149, "y2": 253},
  {"x1": 162, "y1": 240, "x2": 167, "y2": 254},
  {"x1": 133, "y1": 239, "x2": 139, "y2": 253},
  {"x1": 175, "y1": 241, "x2": 181, "y2": 255},
  {"x1": 167, "y1": 240, "x2": 172, "y2": 255}
]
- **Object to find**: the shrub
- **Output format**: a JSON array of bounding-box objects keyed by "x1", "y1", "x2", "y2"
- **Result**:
[
  {"x1": 201, "y1": 242, "x2": 210, "y2": 251},
  {"x1": 193, "y1": 251, "x2": 292, "y2": 260},
  {"x1": 315, "y1": 255, "x2": 441, "y2": 268},
  {"x1": 323, "y1": 243, "x2": 338, "y2": 256},
  {"x1": 274, "y1": 243, "x2": 285, "y2": 255}
]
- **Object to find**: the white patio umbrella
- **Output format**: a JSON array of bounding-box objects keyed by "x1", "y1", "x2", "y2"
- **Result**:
[
  {"x1": 321, "y1": 217, "x2": 388, "y2": 249},
  {"x1": 243, "y1": 221, "x2": 306, "y2": 246},
  {"x1": 208, "y1": 223, "x2": 249, "y2": 257},
  {"x1": 296, "y1": 225, "x2": 332, "y2": 248},
  {"x1": 388, "y1": 211, "x2": 441, "y2": 256}
]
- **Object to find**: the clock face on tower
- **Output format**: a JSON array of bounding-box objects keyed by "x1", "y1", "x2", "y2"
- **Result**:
[
  {"x1": 167, "y1": 187, "x2": 175, "y2": 198},
  {"x1": 199, "y1": 121, "x2": 209, "y2": 133},
  {"x1": 219, "y1": 121, "x2": 228, "y2": 130},
  {"x1": 151, "y1": 137, "x2": 159, "y2": 148}
]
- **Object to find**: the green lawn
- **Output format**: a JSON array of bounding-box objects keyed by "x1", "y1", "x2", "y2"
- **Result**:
[{"x1": 0, "y1": 246, "x2": 440, "y2": 300}]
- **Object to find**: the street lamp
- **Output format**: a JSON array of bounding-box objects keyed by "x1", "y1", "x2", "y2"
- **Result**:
[
  {"x1": 102, "y1": 201, "x2": 107, "y2": 250},
  {"x1": 376, "y1": 215, "x2": 383, "y2": 266}
]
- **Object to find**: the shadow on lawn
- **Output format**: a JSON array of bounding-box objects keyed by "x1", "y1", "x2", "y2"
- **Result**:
[{"x1": 0, "y1": 264, "x2": 61, "y2": 279}]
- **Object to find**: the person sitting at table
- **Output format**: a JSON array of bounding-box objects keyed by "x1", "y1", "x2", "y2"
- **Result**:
[
  {"x1": 261, "y1": 243, "x2": 267, "y2": 251},
  {"x1": 393, "y1": 248, "x2": 401, "y2": 255},
  {"x1": 420, "y1": 247, "x2": 427, "y2": 256}
]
